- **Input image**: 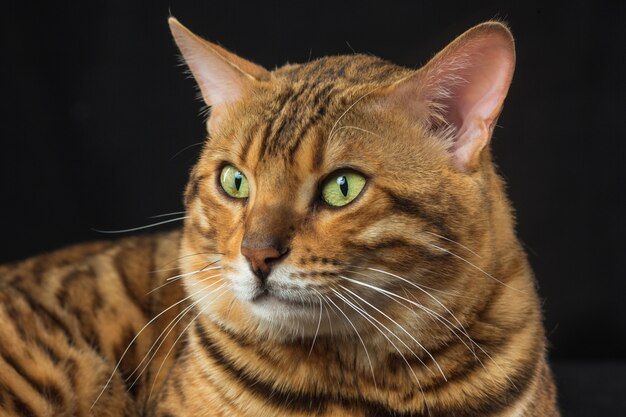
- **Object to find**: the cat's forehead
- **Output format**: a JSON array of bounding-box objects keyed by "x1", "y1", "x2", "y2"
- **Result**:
[
  {"x1": 256, "y1": 54, "x2": 408, "y2": 122},
  {"x1": 224, "y1": 56, "x2": 409, "y2": 156},
  {"x1": 273, "y1": 54, "x2": 404, "y2": 86},
  {"x1": 205, "y1": 54, "x2": 425, "y2": 179}
]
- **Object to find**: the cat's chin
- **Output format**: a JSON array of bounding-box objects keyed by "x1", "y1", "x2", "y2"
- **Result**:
[
  {"x1": 251, "y1": 290, "x2": 307, "y2": 308},
  {"x1": 246, "y1": 289, "x2": 317, "y2": 319},
  {"x1": 231, "y1": 289, "x2": 332, "y2": 338}
]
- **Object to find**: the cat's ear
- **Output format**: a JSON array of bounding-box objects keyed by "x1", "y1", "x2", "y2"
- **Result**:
[
  {"x1": 168, "y1": 17, "x2": 269, "y2": 119},
  {"x1": 385, "y1": 22, "x2": 515, "y2": 171}
]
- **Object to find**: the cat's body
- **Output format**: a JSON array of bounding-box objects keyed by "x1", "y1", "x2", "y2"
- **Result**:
[
  {"x1": 0, "y1": 232, "x2": 186, "y2": 416},
  {"x1": 0, "y1": 19, "x2": 559, "y2": 417}
]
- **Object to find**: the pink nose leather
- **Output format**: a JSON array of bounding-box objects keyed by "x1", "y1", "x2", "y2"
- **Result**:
[{"x1": 241, "y1": 245, "x2": 283, "y2": 281}]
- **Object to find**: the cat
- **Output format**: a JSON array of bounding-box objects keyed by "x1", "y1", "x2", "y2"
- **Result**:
[{"x1": 0, "y1": 17, "x2": 560, "y2": 417}]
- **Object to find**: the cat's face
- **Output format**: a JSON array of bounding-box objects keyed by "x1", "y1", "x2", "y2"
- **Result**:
[{"x1": 171, "y1": 19, "x2": 515, "y2": 342}]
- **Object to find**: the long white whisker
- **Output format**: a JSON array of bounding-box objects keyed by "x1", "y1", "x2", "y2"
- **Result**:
[
  {"x1": 425, "y1": 231, "x2": 481, "y2": 258},
  {"x1": 148, "y1": 211, "x2": 187, "y2": 219},
  {"x1": 147, "y1": 286, "x2": 231, "y2": 401},
  {"x1": 166, "y1": 266, "x2": 222, "y2": 281},
  {"x1": 147, "y1": 261, "x2": 222, "y2": 295},
  {"x1": 327, "y1": 71, "x2": 416, "y2": 142},
  {"x1": 339, "y1": 274, "x2": 509, "y2": 387},
  {"x1": 428, "y1": 244, "x2": 523, "y2": 292},
  {"x1": 127, "y1": 278, "x2": 224, "y2": 386},
  {"x1": 331, "y1": 291, "x2": 427, "y2": 409},
  {"x1": 150, "y1": 254, "x2": 221, "y2": 274},
  {"x1": 344, "y1": 266, "x2": 471, "y2": 343},
  {"x1": 320, "y1": 291, "x2": 378, "y2": 392},
  {"x1": 147, "y1": 269, "x2": 202, "y2": 295},
  {"x1": 340, "y1": 274, "x2": 472, "y2": 345},
  {"x1": 92, "y1": 216, "x2": 188, "y2": 234},
  {"x1": 90, "y1": 284, "x2": 214, "y2": 410},
  {"x1": 307, "y1": 295, "x2": 324, "y2": 358},
  {"x1": 127, "y1": 294, "x2": 206, "y2": 386},
  {"x1": 129, "y1": 281, "x2": 226, "y2": 390},
  {"x1": 400, "y1": 286, "x2": 475, "y2": 356},
  {"x1": 333, "y1": 289, "x2": 434, "y2": 379},
  {"x1": 185, "y1": 273, "x2": 223, "y2": 288},
  {"x1": 338, "y1": 285, "x2": 446, "y2": 380},
  {"x1": 344, "y1": 274, "x2": 484, "y2": 369},
  {"x1": 170, "y1": 141, "x2": 204, "y2": 160}
]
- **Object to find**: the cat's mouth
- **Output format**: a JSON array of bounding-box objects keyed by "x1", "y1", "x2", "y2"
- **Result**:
[{"x1": 251, "y1": 289, "x2": 307, "y2": 308}]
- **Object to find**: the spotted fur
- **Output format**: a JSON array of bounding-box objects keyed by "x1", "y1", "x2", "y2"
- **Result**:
[{"x1": 0, "y1": 19, "x2": 559, "y2": 417}]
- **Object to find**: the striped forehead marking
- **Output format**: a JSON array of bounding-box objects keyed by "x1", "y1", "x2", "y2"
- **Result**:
[{"x1": 240, "y1": 55, "x2": 405, "y2": 167}]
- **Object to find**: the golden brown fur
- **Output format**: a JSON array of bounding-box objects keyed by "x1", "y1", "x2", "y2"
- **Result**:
[
  {"x1": 0, "y1": 19, "x2": 559, "y2": 417},
  {"x1": 0, "y1": 232, "x2": 187, "y2": 416}
]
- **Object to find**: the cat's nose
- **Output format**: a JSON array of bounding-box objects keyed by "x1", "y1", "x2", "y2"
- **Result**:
[{"x1": 241, "y1": 243, "x2": 288, "y2": 283}]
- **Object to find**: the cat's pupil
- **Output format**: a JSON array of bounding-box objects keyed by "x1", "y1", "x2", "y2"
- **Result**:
[
  {"x1": 337, "y1": 176, "x2": 348, "y2": 197},
  {"x1": 234, "y1": 172, "x2": 243, "y2": 191}
]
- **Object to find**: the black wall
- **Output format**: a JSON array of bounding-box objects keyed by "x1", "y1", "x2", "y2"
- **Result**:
[{"x1": 2, "y1": 1, "x2": 624, "y2": 364}]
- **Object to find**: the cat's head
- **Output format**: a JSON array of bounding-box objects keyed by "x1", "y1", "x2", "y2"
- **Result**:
[{"x1": 170, "y1": 18, "x2": 517, "y2": 343}]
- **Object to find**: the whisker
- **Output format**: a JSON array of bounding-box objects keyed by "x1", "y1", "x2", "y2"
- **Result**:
[
  {"x1": 147, "y1": 286, "x2": 231, "y2": 401},
  {"x1": 340, "y1": 274, "x2": 473, "y2": 346},
  {"x1": 428, "y1": 243, "x2": 523, "y2": 292},
  {"x1": 153, "y1": 252, "x2": 224, "y2": 273},
  {"x1": 327, "y1": 71, "x2": 416, "y2": 142},
  {"x1": 330, "y1": 125, "x2": 382, "y2": 140},
  {"x1": 333, "y1": 289, "x2": 435, "y2": 379},
  {"x1": 185, "y1": 273, "x2": 223, "y2": 288},
  {"x1": 343, "y1": 274, "x2": 486, "y2": 376},
  {"x1": 225, "y1": 296, "x2": 237, "y2": 322},
  {"x1": 322, "y1": 296, "x2": 335, "y2": 337},
  {"x1": 170, "y1": 141, "x2": 204, "y2": 160},
  {"x1": 148, "y1": 211, "x2": 187, "y2": 219},
  {"x1": 166, "y1": 266, "x2": 222, "y2": 281},
  {"x1": 147, "y1": 260, "x2": 222, "y2": 295},
  {"x1": 90, "y1": 284, "x2": 216, "y2": 410},
  {"x1": 400, "y1": 269, "x2": 484, "y2": 301},
  {"x1": 338, "y1": 285, "x2": 446, "y2": 380},
  {"x1": 126, "y1": 295, "x2": 203, "y2": 386},
  {"x1": 339, "y1": 274, "x2": 509, "y2": 387},
  {"x1": 330, "y1": 291, "x2": 427, "y2": 407},
  {"x1": 131, "y1": 276, "x2": 224, "y2": 378},
  {"x1": 128, "y1": 280, "x2": 226, "y2": 390},
  {"x1": 425, "y1": 231, "x2": 481, "y2": 258},
  {"x1": 307, "y1": 295, "x2": 324, "y2": 358},
  {"x1": 328, "y1": 89, "x2": 377, "y2": 140},
  {"x1": 92, "y1": 216, "x2": 188, "y2": 234},
  {"x1": 342, "y1": 274, "x2": 481, "y2": 362},
  {"x1": 343, "y1": 265, "x2": 471, "y2": 342},
  {"x1": 318, "y1": 290, "x2": 378, "y2": 392},
  {"x1": 400, "y1": 286, "x2": 475, "y2": 356},
  {"x1": 147, "y1": 268, "x2": 203, "y2": 295}
]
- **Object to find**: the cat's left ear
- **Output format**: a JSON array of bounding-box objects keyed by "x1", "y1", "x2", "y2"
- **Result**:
[
  {"x1": 168, "y1": 17, "x2": 269, "y2": 126},
  {"x1": 384, "y1": 22, "x2": 515, "y2": 171}
]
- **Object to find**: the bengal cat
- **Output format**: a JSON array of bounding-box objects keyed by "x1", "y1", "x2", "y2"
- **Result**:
[{"x1": 0, "y1": 18, "x2": 560, "y2": 417}]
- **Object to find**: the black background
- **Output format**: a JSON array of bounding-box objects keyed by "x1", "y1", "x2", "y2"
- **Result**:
[{"x1": 1, "y1": 1, "x2": 624, "y2": 414}]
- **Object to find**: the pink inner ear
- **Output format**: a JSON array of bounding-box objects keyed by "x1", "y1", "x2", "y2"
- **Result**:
[
  {"x1": 168, "y1": 18, "x2": 267, "y2": 110},
  {"x1": 420, "y1": 27, "x2": 515, "y2": 170},
  {"x1": 171, "y1": 33, "x2": 249, "y2": 107}
]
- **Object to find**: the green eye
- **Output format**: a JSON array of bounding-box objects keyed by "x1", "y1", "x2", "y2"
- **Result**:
[
  {"x1": 220, "y1": 165, "x2": 249, "y2": 198},
  {"x1": 321, "y1": 171, "x2": 366, "y2": 207}
]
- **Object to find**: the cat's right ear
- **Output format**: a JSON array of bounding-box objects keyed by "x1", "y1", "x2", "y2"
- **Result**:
[{"x1": 168, "y1": 18, "x2": 269, "y2": 125}]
